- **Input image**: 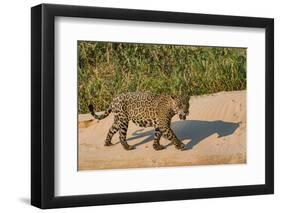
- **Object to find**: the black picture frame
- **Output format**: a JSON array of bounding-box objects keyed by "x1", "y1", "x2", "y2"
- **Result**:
[{"x1": 31, "y1": 3, "x2": 274, "y2": 209}]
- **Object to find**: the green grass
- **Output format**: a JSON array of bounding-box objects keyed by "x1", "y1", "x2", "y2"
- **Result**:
[{"x1": 78, "y1": 41, "x2": 246, "y2": 113}]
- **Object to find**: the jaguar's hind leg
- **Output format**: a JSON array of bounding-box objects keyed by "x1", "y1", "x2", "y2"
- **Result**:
[
  {"x1": 118, "y1": 119, "x2": 135, "y2": 150},
  {"x1": 104, "y1": 123, "x2": 119, "y2": 146},
  {"x1": 153, "y1": 128, "x2": 165, "y2": 150}
]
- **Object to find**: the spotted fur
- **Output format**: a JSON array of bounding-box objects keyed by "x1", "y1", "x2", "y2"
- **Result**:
[{"x1": 88, "y1": 92, "x2": 190, "y2": 151}]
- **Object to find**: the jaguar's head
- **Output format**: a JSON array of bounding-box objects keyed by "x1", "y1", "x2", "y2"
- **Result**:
[{"x1": 171, "y1": 94, "x2": 190, "y2": 120}]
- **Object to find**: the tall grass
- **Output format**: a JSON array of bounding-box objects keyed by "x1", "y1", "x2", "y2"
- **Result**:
[{"x1": 78, "y1": 41, "x2": 246, "y2": 113}]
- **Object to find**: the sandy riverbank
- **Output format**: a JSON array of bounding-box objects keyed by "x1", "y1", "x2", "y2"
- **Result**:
[{"x1": 78, "y1": 90, "x2": 246, "y2": 170}]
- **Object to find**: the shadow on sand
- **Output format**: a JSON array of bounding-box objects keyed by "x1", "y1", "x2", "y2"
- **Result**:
[{"x1": 127, "y1": 120, "x2": 240, "y2": 150}]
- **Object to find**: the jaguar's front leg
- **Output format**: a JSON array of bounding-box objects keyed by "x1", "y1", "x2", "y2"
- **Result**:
[
  {"x1": 153, "y1": 128, "x2": 165, "y2": 150},
  {"x1": 163, "y1": 127, "x2": 185, "y2": 150}
]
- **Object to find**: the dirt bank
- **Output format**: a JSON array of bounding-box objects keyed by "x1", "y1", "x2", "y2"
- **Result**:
[{"x1": 78, "y1": 90, "x2": 246, "y2": 170}]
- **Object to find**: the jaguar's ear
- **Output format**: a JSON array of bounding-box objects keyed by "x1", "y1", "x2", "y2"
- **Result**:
[{"x1": 171, "y1": 95, "x2": 176, "y2": 99}]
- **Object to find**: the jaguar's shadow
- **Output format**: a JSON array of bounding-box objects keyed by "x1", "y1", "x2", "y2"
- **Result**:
[{"x1": 127, "y1": 120, "x2": 240, "y2": 150}]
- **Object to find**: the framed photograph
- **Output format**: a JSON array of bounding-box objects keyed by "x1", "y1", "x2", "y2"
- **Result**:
[{"x1": 31, "y1": 3, "x2": 274, "y2": 209}]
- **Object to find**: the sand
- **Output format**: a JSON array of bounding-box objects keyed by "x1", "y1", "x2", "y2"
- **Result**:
[{"x1": 78, "y1": 90, "x2": 246, "y2": 170}]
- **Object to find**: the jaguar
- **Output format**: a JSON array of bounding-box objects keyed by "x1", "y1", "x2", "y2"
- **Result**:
[{"x1": 88, "y1": 92, "x2": 190, "y2": 151}]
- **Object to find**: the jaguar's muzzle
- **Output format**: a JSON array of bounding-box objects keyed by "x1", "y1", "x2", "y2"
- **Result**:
[{"x1": 179, "y1": 112, "x2": 188, "y2": 120}]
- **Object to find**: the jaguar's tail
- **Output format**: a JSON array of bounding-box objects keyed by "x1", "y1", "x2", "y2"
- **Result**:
[{"x1": 88, "y1": 104, "x2": 112, "y2": 120}]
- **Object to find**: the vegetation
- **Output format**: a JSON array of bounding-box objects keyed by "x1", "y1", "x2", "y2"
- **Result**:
[{"x1": 78, "y1": 41, "x2": 246, "y2": 113}]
